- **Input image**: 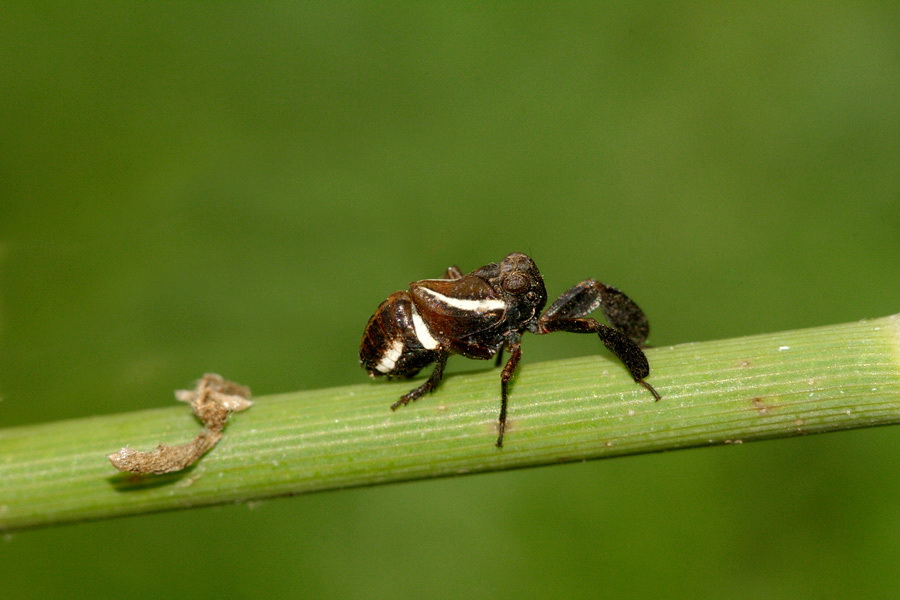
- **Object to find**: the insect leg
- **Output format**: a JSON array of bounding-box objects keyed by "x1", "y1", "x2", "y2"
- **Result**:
[
  {"x1": 540, "y1": 280, "x2": 650, "y2": 346},
  {"x1": 443, "y1": 265, "x2": 464, "y2": 279},
  {"x1": 494, "y1": 347, "x2": 504, "y2": 367},
  {"x1": 540, "y1": 318, "x2": 660, "y2": 400},
  {"x1": 497, "y1": 339, "x2": 522, "y2": 447},
  {"x1": 391, "y1": 352, "x2": 450, "y2": 410}
]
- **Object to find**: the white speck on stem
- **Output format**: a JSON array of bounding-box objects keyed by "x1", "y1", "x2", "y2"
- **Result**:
[{"x1": 778, "y1": 345, "x2": 790, "y2": 351}]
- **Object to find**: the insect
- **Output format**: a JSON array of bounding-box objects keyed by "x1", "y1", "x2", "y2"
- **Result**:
[{"x1": 359, "y1": 252, "x2": 659, "y2": 447}]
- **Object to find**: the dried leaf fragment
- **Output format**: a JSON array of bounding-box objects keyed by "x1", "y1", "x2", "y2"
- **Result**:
[{"x1": 108, "y1": 374, "x2": 252, "y2": 474}]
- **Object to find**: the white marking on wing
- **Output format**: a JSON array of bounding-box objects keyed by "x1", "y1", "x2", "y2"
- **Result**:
[
  {"x1": 375, "y1": 338, "x2": 405, "y2": 373},
  {"x1": 417, "y1": 286, "x2": 507, "y2": 313},
  {"x1": 410, "y1": 306, "x2": 440, "y2": 350}
]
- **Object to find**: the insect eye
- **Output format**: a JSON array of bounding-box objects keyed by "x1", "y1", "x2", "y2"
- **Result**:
[{"x1": 502, "y1": 273, "x2": 530, "y2": 294}]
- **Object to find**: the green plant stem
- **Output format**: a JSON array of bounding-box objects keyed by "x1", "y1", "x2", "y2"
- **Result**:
[{"x1": 2, "y1": 315, "x2": 899, "y2": 532}]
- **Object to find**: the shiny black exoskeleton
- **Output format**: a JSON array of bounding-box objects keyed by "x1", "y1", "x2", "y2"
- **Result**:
[{"x1": 360, "y1": 252, "x2": 659, "y2": 447}]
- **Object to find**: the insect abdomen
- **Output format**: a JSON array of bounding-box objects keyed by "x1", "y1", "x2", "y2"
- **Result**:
[{"x1": 359, "y1": 291, "x2": 441, "y2": 378}]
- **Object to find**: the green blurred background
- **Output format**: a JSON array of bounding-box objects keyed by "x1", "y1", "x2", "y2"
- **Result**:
[{"x1": 1, "y1": 3, "x2": 898, "y2": 599}]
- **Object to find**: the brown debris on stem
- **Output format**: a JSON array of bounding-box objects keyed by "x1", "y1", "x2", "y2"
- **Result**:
[{"x1": 108, "y1": 374, "x2": 252, "y2": 474}]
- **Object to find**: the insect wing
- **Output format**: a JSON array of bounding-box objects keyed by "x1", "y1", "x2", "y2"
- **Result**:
[{"x1": 409, "y1": 274, "x2": 507, "y2": 344}]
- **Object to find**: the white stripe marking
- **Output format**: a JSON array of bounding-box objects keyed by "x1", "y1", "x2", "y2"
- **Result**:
[
  {"x1": 375, "y1": 338, "x2": 404, "y2": 373},
  {"x1": 417, "y1": 287, "x2": 507, "y2": 313},
  {"x1": 410, "y1": 306, "x2": 440, "y2": 350}
]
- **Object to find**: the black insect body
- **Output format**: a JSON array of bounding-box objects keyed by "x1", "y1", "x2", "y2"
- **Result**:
[{"x1": 359, "y1": 252, "x2": 659, "y2": 447}]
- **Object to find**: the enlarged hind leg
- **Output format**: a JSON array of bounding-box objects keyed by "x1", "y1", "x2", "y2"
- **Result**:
[
  {"x1": 539, "y1": 317, "x2": 660, "y2": 401},
  {"x1": 540, "y1": 279, "x2": 650, "y2": 346}
]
